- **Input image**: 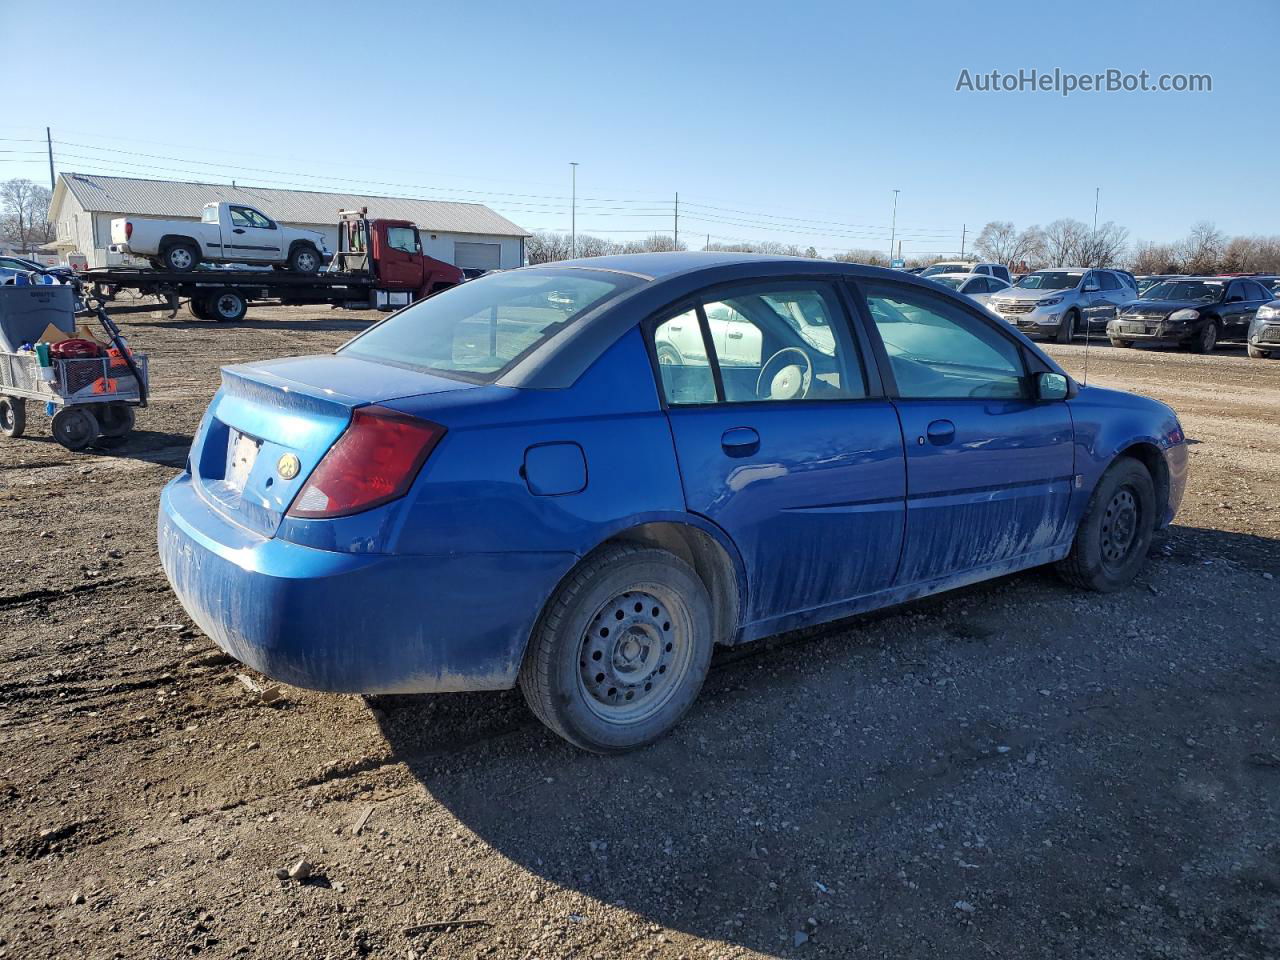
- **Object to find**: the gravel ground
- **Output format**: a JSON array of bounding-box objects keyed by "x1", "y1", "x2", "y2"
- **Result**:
[{"x1": 1, "y1": 306, "x2": 1277, "y2": 960}]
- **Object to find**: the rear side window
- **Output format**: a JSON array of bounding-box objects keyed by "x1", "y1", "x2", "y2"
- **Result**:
[
  {"x1": 651, "y1": 281, "x2": 867, "y2": 405},
  {"x1": 992, "y1": 265, "x2": 1011, "y2": 283},
  {"x1": 341, "y1": 269, "x2": 639, "y2": 382},
  {"x1": 863, "y1": 282, "x2": 1026, "y2": 400}
]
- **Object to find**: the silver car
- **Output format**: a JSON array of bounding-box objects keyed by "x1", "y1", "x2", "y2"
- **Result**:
[
  {"x1": 926, "y1": 272, "x2": 1011, "y2": 306},
  {"x1": 987, "y1": 268, "x2": 1137, "y2": 342}
]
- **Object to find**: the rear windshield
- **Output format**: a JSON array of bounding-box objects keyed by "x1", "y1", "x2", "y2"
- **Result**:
[
  {"x1": 340, "y1": 268, "x2": 640, "y2": 382},
  {"x1": 929, "y1": 276, "x2": 964, "y2": 289},
  {"x1": 920, "y1": 264, "x2": 967, "y2": 277}
]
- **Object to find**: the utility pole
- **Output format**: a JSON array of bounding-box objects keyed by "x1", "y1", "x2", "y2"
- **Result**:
[
  {"x1": 570, "y1": 162, "x2": 579, "y2": 258},
  {"x1": 1093, "y1": 187, "x2": 1100, "y2": 231},
  {"x1": 706, "y1": 232, "x2": 710, "y2": 251},
  {"x1": 46, "y1": 127, "x2": 55, "y2": 192},
  {"x1": 960, "y1": 224, "x2": 967, "y2": 258},
  {"x1": 888, "y1": 189, "x2": 900, "y2": 263},
  {"x1": 673, "y1": 192, "x2": 679, "y2": 247}
]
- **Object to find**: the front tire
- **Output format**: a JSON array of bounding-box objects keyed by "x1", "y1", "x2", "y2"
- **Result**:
[
  {"x1": 1056, "y1": 458, "x2": 1156, "y2": 592},
  {"x1": 1056, "y1": 310, "x2": 1078, "y2": 344},
  {"x1": 519, "y1": 543, "x2": 714, "y2": 753},
  {"x1": 51, "y1": 407, "x2": 100, "y2": 452},
  {"x1": 288, "y1": 245, "x2": 321, "y2": 274},
  {"x1": 1191, "y1": 320, "x2": 1218, "y2": 354}
]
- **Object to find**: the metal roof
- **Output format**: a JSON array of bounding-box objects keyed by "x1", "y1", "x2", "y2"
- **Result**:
[{"x1": 54, "y1": 173, "x2": 529, "y2": 237}]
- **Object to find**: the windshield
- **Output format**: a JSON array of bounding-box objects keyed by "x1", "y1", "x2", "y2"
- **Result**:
[
  {"x1": 920, "y1": 264, "x2": 967, "y2": 278},
  {"x1": 339, "y1": 268, "x2": 640, "y2": 382},
  {"x1": 1141, "y1": 280, "x2": 1224, "y2": 303},
  {"x1": 1014, "y1": 271, "x2": 1082, "y2": 291},
  {"x1": 930, "y1": 276, "x2": 964, "y2": 289}
]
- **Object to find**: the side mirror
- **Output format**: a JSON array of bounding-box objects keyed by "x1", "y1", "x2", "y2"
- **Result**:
[{"x1": 1036, "y1": 371, "x2": 1069, "y2": 401}]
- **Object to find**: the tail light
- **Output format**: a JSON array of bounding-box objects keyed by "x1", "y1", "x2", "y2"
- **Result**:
[
  {"x1": 124, "y1": 221, "x2": 133, "y2": 239},
  {"x1": 286, "y1": 406, "x2": 444, "y2": 519}
]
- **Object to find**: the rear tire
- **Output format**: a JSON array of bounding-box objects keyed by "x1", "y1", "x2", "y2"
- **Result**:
[
  {"x1": 1056, "y1": 458, "x2": 1156, "y2": 593},
  {"x1": 519, "y1": 543, "x2": 714, "y2": 753},
  {"x1": 0, "y1": 396, "x2": 26, "y2": 438},
  {"x1": 162, "y1": 243, "x2": 199, "y2": 272},
  {"x1": 51, "y1": 407, "x2": 100, "y2": 452},
  {"x1": 207, "y1": 290, "x2": 248, "y2": 322},
  {"x1": 188, "y1": 297, "x2": 210, "y2": 320},
  {"x1": 1109, "y1": 338, "x2": 1133, "y2": 348},
  {"x1": 1056, "y1": 310, "x2": 1077, "y2": 344},
  {"x1": 98, "y1": 403, "x2": 135, "y2": 438}
]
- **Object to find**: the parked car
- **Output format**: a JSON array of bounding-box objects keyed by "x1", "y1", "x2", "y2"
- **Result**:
[
  {"x1": 158, "y1": 253, "x2": 1187, "y2": 753},
  {"x1": 1247, "y1": 299, "x2": 1280, "y2": 359},
  {"x1": 925, "y1": 272, "x2": 1011, "y2": 305},
  {"x1": 1137, "y1": 274, "x2": 1183, "y2": 295},
  {"x1": 919, "y1": 261, "x2": 1012, "y2": 283},
  {"x1": 110, "y1": 201, "x2": 330, "y2": 273},
  {"x1": 1110, "y1": 276, "x2": 1276, "y2": 352},
  {"x1": 0, "y1": 256, "x2": 76, "y2": 284},
  {"x1": 988, "y1": 268, "x2": 1134, "y2": 342}
]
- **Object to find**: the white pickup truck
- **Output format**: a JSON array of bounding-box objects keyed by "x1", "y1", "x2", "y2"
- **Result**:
[{"x1": 110, "y1": 202, "x2": 329, "y2": 273}]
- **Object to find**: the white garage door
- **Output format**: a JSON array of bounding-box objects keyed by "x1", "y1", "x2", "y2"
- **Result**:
[{"x1": 454, "y1": 241, "x2": 501, "y2": 271}]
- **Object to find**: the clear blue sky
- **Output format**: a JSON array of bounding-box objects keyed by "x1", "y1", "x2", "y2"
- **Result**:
[{"x1": 2, "y1": 0, "x2": 1276, "y2": 255}]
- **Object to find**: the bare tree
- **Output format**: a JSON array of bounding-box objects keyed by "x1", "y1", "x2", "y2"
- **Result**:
[
  {"x1": 829, "y1": 248, "x2": 890, "y2": 267},
  {"x1": 1128, "y1": 240, "x2": 1183, "y2": 274},
  {"x1": 1, "y1": 179, "x2": 54, "y2": 256},
  {"x1": 526, "y1": 231, "x2": 574, "y2": 264},
  {"x1": 1180, "y1": 221, "x2": 1225, "y2": 274},
  {"x1": 1075, "y1": 221, "x2": 1129, "y2": 267},
  {"x1": 1041, "y1": 218, "x2": 1091, "y2": 266},
  {"x1": 974, "y1": 220, "x2": 1046, "y2": 268},
  {"x1": 621, "y1": 234, "x2": 686, "y2": 254}
]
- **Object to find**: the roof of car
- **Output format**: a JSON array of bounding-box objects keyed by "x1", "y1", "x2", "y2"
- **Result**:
[{"x1": 548, "y1": 251, "x2": 808, "y2": 280}]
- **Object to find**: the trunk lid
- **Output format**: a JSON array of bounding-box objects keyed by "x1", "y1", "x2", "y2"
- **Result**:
[{"x1": 191, "y1": 355, "x2": 471, "y2": 537}]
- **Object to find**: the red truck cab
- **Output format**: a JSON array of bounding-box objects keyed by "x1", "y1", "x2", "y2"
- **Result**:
[{"x1": 335, "y1": 211, "x2": 464, "y2": 306}]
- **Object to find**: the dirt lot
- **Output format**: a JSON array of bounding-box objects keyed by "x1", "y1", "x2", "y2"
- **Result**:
[{"x1": 1, "y1": 306, "x2": 1277, "y2": 960}]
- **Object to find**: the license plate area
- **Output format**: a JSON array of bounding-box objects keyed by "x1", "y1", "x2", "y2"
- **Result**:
[
  {"x1": 1118, "y1": 322, "x2": 1147, "y2": 335},
  {"x1": 227, "y1": 430, "x2": 262, "y2": 491}
]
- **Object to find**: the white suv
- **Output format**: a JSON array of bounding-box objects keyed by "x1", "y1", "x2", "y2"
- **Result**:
[{"x1": 919, "y1": 261, "x2": 1012, "y2": 284}]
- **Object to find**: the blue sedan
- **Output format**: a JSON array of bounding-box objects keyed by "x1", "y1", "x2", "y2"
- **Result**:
[{"x1": 159, "y1": 253, "x2": 1188, "y2": 752}]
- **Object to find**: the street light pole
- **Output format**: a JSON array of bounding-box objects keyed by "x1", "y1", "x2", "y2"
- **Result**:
[
  {"x1": 570, "y1": 162, "x2": 579, "y2": 258},
  {"x1": 889, "y1": 189, "x2": 900, "y2": 264}
]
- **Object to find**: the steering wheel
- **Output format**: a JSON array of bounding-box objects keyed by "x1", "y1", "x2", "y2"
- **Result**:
[{"x1": 756, "y1": 347, "x2": 813, "y2": 400}]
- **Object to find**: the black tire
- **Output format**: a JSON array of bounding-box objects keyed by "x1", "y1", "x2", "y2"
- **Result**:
[
  {"x1": 1247, "y1": 345, "x2": 1271, "y2": 360},
  {"x1": 1055, "y1": 310, "x2": 1078, "y2": 344},
  {"x1": 288, "y1": 244, "x2": 321, "y2": 274},
  {"x1": 207, "y1": 290, "x2": 248, "y2": 322},
  {"x1": 1191, "y1": 320, "x2": 1219, "y2": 354},
  {"x1": 519, "y1": 543, "x2": 714, "y2": 753},
  {"x1": 0, "y1": 395, "x2": 26, "y2": 438},
  {"x1": 1056, "y1": 458, "x2": 1156, "y2": 593},
  {"x1": 51, "y1": 407, "x2": 100, "y2": 452},
  {"x1": 98, "y1": 403, "x2": 135, "y2": 438},
  {"x1": 1109, "y1": 338, "x2": 1133, "y2": 348},
  {"x1": 162, "y1": 242, "x2": 199, "y2": 272},
  {"x1": 148, "y1": 258, "x2": 165, "y2": 271},
  {"x1": 188, "y1": 297, "x2": 211, "y2": 320}
]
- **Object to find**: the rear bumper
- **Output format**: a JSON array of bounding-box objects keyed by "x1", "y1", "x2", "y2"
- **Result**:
[{"x1": 158, "y1": 473, "x2": 575, "y2": 694}]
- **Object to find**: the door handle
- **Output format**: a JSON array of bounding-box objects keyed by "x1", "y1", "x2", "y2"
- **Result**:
[
  {"x1": 726, "y1": 330, "x2": 744, "y2": 340},
  {"x1": 232, "y1": 228, "x2": 246, "y2": 234},
  {"x1": 924, "y1": 419, "x2": 955, "y2": 445},
  {"x1": 720, "y1": 426, "x2": 760, "y2": 458}
]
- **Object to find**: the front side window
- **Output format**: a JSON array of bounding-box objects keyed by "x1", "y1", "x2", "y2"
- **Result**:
[
  {"x1": 863, "y1": 282, "x2": 1026, "y2": 400},
  {"x1": 386, "y1": 226, "x2": 419, "y2": 254},
  {"x1": 1099, "y1": 272, "x2": 1121, "y2": 291},
  {"x1": 651, "y1": 281, "x2": 865, "y2": 405},
  {"x1": 340, "y1": 268, "x2": 639, "y2": 382}
]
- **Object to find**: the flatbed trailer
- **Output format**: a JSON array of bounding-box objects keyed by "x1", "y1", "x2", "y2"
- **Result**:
[{"x1": 81, "y1": 210, "x2": 465, "y2": 322}]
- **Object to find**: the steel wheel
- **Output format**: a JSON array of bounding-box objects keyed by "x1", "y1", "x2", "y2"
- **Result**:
[
  {"x1": 165, "y1": 245, "x2": 196, "y2": 271},
  {"x1": 577, "y1": 588, "x2": 693, "y2": 725},
  {"x1": 290, "y1": 246, "x2": 321, "y2": 273},
  {"x1": 210, "y1": 291, "x2": 247, "y2": 321},
  {"x1": 0, "y1": 395, "x2": 26, "y2": 438},
  {"x1": 1098, "y1": 487, "x2": 1140, "y2": 570}
]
